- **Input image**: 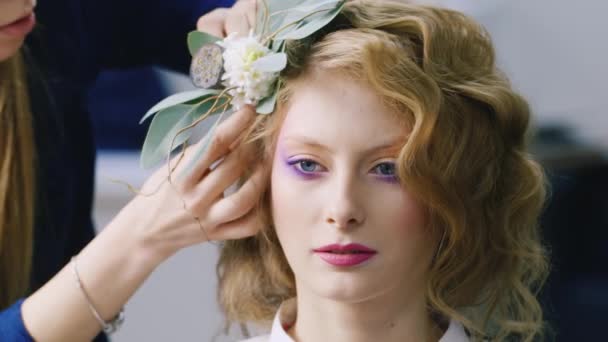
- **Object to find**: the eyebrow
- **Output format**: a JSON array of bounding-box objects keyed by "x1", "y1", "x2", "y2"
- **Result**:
[{"x1": 281, "y1": 135, "x2": 406, "y2": 155}]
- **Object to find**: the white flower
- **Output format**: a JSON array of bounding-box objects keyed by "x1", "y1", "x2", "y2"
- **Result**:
[{"x1": 217, "y1": 31, "x2": 285, "y2": 109}]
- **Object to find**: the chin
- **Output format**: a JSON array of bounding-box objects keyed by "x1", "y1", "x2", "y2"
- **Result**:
[
  {"x1": 0, "y1": 39, "x2": 23, "y2": 62},
  {"x1": 310, "y1": 273, "x2": 385, "y2": 303}
]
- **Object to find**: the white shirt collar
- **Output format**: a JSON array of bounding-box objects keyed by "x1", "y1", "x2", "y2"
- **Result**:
[{"x1": 264, "y1": 298, "x2": 470, "y2": 342}]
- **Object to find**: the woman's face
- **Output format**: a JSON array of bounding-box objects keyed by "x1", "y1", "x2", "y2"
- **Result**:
[
  {"x1": 0, "y1": 0, "x2": 36, "y2": 62},
  {"x1": 271, "y1": 72, "x2": 435, "y2": 304}
]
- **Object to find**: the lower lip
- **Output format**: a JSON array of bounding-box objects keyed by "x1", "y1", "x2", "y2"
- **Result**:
[
  {"x1": 316, "y1": 252, "x2": 376, "y2": 267},
  {"x1": 0, "y1": 13, "x2": 36, "y2": 37}
]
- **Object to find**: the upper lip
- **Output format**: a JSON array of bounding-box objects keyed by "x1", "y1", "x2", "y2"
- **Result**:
[
  {"x1": 1, "y1": 12, "x2": 33, "y2": 28},
  {"x1": 313, "y1": 243, "x2": 377, "y2": 253}
]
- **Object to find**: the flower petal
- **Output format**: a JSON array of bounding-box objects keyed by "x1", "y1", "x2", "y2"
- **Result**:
[{"x1": 252, "y1": 52, "x2": 287, "y2": 72}]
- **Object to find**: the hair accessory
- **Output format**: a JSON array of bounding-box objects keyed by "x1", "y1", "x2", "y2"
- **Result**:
[
  {"x1": 139, "y1": 0, "x2": 346, "y2": 173},
  {"x1": 190, "y1": 43, "x2": 224, "y2": 89}
]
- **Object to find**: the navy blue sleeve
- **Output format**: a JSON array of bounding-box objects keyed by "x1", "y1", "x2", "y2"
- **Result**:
[
  {"x1": 0, "y1": 299, "x2": 34, "y2": 342},
  {"x1": 80, "y1": 0, "x2": 237, "y2": 72}
]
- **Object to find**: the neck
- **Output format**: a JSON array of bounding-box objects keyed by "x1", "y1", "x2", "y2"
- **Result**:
[{"x1": 289, "y1": 287, "x2": 442, "y2": 342}]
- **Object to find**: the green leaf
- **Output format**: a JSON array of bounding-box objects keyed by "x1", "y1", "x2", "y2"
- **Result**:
[
  {"x1": 141, "y1": 104, "x2": 195, "y2": 169},
  {"x1": 256, "y1": 79, "x2": 281, "y2": 115},
  {"x1": 140, "y1": 89, "x2": 220, "y2": 124},
  {"x1": 140, "y1": 96, "x2": 229, "y2": 169},
  {"x1": 266, "y1": 0, "x2": 308, "y2": 14},
  {"x1": 252, "y1": 52, "x2": 287, "y2": 72},
  {"x1": 178, "y1": 111, "x2": 229, "y2": 179},
  {"x1": 270, "y1": 39, "x2": 285, "y2": 53},
  {"x1": 258, "y1": 0, "x2": 308, "y2": 38},
  {"x1": 282, "y1": 0, "x2": 341, "y2": 17},
  {"x1": 275, "y1": 2, "x2": 344, "y2": 41},
  {"x1": 273, "y1": 0, "x2": 341, "y2": 37},
  {"x1": 256, "y1": 94, "x2": 277, "y2": 115},
  {"x1": 255, "y1": 0, "x2": 270, "y2": 37},
  {"x1": 188, "y1": 30, "x2": 221, "y2": 56}
]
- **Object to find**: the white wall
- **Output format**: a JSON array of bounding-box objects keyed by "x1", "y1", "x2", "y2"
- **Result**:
[
  {"x1": 437, "y1": 0, "x2": 608, "y2": 148},
  {"x1": 93, "y1": 152, "x2": 239, "y2": 342}
]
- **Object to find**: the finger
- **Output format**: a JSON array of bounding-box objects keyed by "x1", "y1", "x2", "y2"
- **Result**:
[
  {"x1": 172, "y1": 221, "x2": 212, "y2": 248},
  {"x1": 191, "y1": 145, "x2": 249, "y2": 209},
  {"x1": 212, "y1": 207, "x2": 263, "y2": 240},
  {"x1": 247, "y1": 0, "x2": 258, "y2": 31},
  {"x1": 184, "y1": 105, "x2": 256, "y2": 186},
  {"x1": 197, "y1": 8, "x2": 229, "y2": 38},
  {"x1": 202, "y1": 164, "x2": 267, "y2": 228},
  {"x1": 225, "y1": 0, "x2": 256, "y2": 36}
]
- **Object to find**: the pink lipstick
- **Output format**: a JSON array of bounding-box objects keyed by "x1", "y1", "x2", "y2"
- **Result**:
[
  {"x1": 313, "y1": 243, "x2": 377, "y2": 267},
  {"x1": 0, "y1": 13, "x2": 36, "y2": 37}
]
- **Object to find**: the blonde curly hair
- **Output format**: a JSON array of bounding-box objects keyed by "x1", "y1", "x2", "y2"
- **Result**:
[{"x1": 217, "y1": 1, "x2": 550, "y2": 340}]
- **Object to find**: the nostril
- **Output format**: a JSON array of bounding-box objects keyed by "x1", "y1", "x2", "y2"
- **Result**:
[{"x1": 326, "y1": 216, "x2": 363, "y2": 229}]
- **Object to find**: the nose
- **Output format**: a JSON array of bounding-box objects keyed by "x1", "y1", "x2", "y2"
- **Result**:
[{"x1": 324, "y1": 171, "x2": 365, "y2": 231}]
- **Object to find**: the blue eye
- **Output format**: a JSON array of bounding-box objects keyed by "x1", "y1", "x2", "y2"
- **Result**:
[
  {"x1": 298, "y1": 160, "x2": 319, "y2": 172},
  {"x1": 287, "y1": 159, "x2": 324, "y2": 174},
  {"x1": 372, "y1": 162, "x2": 396, "y2": 176}
]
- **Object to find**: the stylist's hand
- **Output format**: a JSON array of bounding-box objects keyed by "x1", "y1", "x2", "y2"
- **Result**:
[
  {"x1": 21, "y1": 107, "x2": 264, "y2": 342},
  {"x1": 113, "y1": 106, "x2": 265, "y2": 261},
  {"x1": 197, "y1": 0, "x2": 257, "y2": 38}
]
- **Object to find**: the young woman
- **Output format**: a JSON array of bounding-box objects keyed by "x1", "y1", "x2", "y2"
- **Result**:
[{"x1": 208, "y1": 1, "x2": 549, "y2": 341}]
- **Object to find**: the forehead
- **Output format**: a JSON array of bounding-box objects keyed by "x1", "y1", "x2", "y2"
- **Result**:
[{"x1": 278, "y1": 72, "x2": 408, "y2": 150}]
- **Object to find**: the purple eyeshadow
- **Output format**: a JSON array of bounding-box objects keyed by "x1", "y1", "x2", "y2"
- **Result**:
[
  {"x1": 278, "y1": 145, "x2": 400, "y2": 184},
  {"x1": 375, "y1": 174, "x2": 400, "y2": 184},
  {"x1": 285, "y1": 158, "x2": 321, "y2": 180}
]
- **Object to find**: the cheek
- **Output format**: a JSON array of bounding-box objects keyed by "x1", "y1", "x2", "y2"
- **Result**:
[
  {"x1": 373, "y1": 187, "x2": 427, "y2": 228},
  {"x1": 376, "y1": 189, "x2": 432, "y2": 254},
  {"x1": 270, "y1": 162, "x2": 313, "y2": 269},
  {"x1": 270, "y1": 153, "x2": 317, "y2": 211},
  {"x1": 270, "y1": 152, "x2": 327, "y2": 255},
  {"x1": 270, "y1": 157, "x2": 306, "y2": 236},
  {"x1": 396, "y1": 193, "x2": 428, "y2": 235}
]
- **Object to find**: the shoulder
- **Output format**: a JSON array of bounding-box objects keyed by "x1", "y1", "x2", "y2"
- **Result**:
[{"x1": 238, "y1": 335, "x2": 269, "y2": 342}]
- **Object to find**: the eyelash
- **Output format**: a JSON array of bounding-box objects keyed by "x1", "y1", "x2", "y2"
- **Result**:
[{"x1": 287, "y1": 159, "x2": 398, "y2": 180}]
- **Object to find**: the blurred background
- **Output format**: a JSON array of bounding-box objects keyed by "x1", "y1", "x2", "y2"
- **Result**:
[{"x1": 89, "y1": 0, "x2": 608, "y2": 340}]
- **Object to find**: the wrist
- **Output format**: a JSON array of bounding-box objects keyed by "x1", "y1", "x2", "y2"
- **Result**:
[{"x1": 102, "y1": 202, "x2": 170, "y2": 272}]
